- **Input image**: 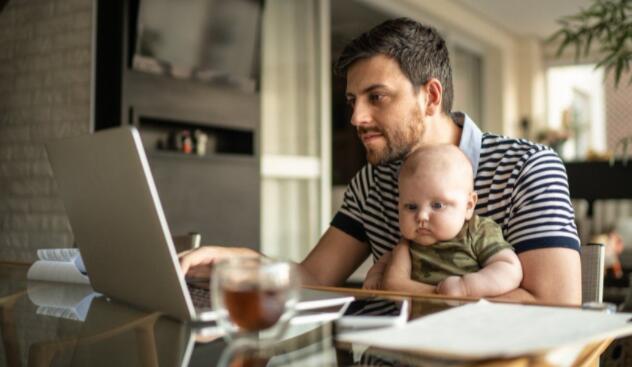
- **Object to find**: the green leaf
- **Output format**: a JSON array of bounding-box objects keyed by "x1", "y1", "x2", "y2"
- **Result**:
[{"x1": 548, "y1": 0, "x2": 631, "y2": 89}]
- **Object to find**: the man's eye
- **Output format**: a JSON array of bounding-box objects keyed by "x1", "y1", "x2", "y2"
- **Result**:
[
  {"x1": 346, "y1": 99, "x2": 355, "y2": 108},
  {"x1": 369, "y1": 94, "x2": 384, "y2": 103},
  {"x1": 431, "y1": 202, "x2": 445, "y2": 210},
  {"x1": 404, "y1": 203, "x2": 418, "y2": 211}
]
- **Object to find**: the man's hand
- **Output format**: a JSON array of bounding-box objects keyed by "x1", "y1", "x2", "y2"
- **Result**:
[
  {"x1": 363, "y1": 252, "x2": 392, "y2": 290},
  {"x1": 436, "y1": 276, "x2": 467, "y2": 297},
  {"x1": 178, "y1": 246, "x2": 259, "y2": 278}
]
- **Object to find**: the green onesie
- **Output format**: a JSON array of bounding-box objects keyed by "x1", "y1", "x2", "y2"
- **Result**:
[{"x1": 409, "y1": 215, "x2": 512, "y2": 285}]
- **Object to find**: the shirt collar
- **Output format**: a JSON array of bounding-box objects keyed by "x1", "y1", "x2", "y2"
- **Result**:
[{"x1": 452, "y1": 112, "x2": 482, "y2": 176}]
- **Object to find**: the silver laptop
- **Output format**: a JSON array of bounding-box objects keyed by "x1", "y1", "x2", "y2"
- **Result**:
[{"x1": 46, "y1": 126, "x2": 214, "y2": 321}]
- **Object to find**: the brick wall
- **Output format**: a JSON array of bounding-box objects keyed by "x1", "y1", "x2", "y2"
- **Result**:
[
  {"x1": 0, "y1": 0, "x2": 93, "y2": 262},
  {"x1": 605, "y1": 70, "x2": 632, "y2": 154}
]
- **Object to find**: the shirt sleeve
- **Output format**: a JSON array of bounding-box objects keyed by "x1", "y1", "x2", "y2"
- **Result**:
[
  {"x1": 330, "y1": 165, "x2": 371, "y2": 243},
  {"x1": 505, "y1": 149, "x2": 580, "y2": 253}
]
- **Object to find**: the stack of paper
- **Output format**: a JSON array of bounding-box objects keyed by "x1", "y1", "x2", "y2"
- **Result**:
[
  {"x1": 27, "y1": 248, "x2": 89, "y2": 285},
  {"x1": 338, "y1": 300, "x2": 632, "y2": 360}
]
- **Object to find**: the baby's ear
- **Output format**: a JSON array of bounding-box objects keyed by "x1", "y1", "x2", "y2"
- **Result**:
[{"x1": 465, "y1": 191, "x2": 478, "y2": 220}]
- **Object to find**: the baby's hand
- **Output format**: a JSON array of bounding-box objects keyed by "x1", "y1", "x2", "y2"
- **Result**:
[
  {"x1": 362, "y1": 252, "x2": 392, "y2": 290},
  {"x1": 436, "y1": 276, "x2": 467, "y2": 297},
  {"x1": 363, "y1": 270, "x2": 382, "y2": 290}
]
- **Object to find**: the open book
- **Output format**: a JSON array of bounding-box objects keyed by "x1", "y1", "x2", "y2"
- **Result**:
[
  {"x1": 27, "y1": 248, "x2": 89, "y2": 285},
  {"x1": 339, "y1": 300, "x2": 632, "y2": 360},
  {"x1": 27, "y1": 282, "x2": 99, "y2": 321}
]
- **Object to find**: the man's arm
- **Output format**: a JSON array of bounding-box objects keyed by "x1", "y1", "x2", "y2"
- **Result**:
[
  {"x1": 300, "y1": 226, "x2": 371, "y2": 286},
  {"x1": 179, "y1": 226, "x2": 370, "y2": 287},
  {"x1": 492, "y1": 247, "x2": 581, "y2": 305}
]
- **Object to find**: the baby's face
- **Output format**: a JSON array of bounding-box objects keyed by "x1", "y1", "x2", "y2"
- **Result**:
[{"x1": 398, "y1": 172, "x2": 475, "y2": 246}]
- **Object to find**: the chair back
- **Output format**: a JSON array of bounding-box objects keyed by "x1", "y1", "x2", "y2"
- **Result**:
[{"x1": 580, "y1": 242, "x2": 605, "y2": 304}]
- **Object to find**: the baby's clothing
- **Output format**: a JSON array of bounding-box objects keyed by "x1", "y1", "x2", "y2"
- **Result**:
[{"x1": 409, "y1": 215, "x2": 511, "y2": 285}]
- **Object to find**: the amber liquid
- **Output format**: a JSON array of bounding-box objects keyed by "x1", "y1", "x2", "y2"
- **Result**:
[{"x1": 223, "y1": 286, "x2": 287, "y2": 331}]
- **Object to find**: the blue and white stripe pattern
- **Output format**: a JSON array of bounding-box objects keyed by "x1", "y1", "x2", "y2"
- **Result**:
[{"x1": 332, "y1": 121, "x2": 580, "y2": 261}]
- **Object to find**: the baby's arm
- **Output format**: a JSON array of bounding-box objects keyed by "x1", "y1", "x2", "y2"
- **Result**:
[
  {"x1": 438, "y1": 249, "x2": 522, "y2": 297},
  {"x1": 381, "y1": 240, "x2": 436, "y2": 294}
]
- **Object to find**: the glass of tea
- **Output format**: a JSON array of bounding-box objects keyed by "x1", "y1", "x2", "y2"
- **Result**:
[{"x1": 211, "y1": 257, "x2": 300, "y2": 342}]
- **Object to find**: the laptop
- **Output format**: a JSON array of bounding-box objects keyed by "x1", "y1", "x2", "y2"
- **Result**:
[
  {"x1": 46, "y1": 126, "x2": 354, "y2": 322},
  {"x1": 46, "y1": 126, "x2": 215, "y2": 321}
]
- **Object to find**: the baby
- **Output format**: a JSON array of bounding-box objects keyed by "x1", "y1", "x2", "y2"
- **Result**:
[{"x1": 365, "y1": 145, "x2": 522, "y2": 297}]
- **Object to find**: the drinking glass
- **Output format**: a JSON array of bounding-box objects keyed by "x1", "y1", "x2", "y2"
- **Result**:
[{"x1": 211, "y1": 257, "x2": 299, "y2": 342}]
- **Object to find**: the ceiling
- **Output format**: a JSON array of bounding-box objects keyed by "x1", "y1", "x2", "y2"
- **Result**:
[{"x1": 452, "y1": 0, "x2": 595, "y2": 39}]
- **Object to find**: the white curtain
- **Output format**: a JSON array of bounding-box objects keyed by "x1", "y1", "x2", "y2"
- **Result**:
[{"x1": 260, "y1": 0, "x2": 330, "y2": 261}]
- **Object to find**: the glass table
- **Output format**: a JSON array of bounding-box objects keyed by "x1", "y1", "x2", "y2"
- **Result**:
[{"x1": 0, "y1": 263, "x2": 617, "y2": 366}]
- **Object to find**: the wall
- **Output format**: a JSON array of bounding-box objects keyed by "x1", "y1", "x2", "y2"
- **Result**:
[
  {"x1": 0, "y1": 0, "x2": 93, "y2": 262},
  {"x1": 360, "y1": 0, "x2": 523, "y2": 136},
  {"x1": 516, "y1": 37, "x2": 546, "y2": 139},
  {"x1": 605, "y1": 70, "x2": 632, "y2": 153}
]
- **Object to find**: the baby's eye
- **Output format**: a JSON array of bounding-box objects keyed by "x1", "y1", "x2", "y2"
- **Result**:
[
  {"x1": 403, "y1": 203, "x2": 418, "y2": 211},
  {"x1": 430, "y1": 202, "x2": 445, "y2": 210}
]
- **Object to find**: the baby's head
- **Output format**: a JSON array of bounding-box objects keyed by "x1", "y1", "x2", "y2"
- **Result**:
[{"x1": 398, "y1": 144, "x2": 477, "y2": 246}]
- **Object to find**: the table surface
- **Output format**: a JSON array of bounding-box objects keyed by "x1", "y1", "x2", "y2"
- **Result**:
[{"x1": 0, "y1": 263, "x2": 610, "y2": 367}]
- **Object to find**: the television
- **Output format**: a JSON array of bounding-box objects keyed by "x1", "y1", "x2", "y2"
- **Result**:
[{"x1": 132, "y1": 0, "x2": 261, "y2": 91}]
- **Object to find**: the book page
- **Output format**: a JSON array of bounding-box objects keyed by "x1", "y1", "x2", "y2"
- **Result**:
[
  {"x1": 27, "y1": 261, "x2": 90, "y2": 285},
  {"x1": 35, "y1": 248, "x2": 87, "y2": 274},
  {"x1": 37, "y1": 248, "x2": 80, "y2": 262},
  {"x1": 338, "y1": 300, "x2": 632, "y2": 360},
  {"x1": 28, "y1": 283, "x2": 98, "y2": 321}
]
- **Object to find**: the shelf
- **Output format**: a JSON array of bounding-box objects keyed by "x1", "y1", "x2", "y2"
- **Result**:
[
  {"x1": 147, "y1": 150, "x2": 257, "y2": 164},
  {"x1": 136, "y1": 115, "x2": 255, "y2": 157}
]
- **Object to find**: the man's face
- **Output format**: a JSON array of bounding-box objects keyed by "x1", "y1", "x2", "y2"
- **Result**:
[{"x1": 345, "y1": 55, "x2": 425, "y2": 165}]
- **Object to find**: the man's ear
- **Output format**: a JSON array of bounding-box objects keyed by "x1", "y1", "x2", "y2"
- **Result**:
[
  {"x1": 465, "y1": 191, "x2": 478, "y2": 220},
  {"x1": 421, "y1": 78, "x2": 443, "y2": 117}
]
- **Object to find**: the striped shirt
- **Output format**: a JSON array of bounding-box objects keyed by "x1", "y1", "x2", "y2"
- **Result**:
[{"x1": 331, "y1": 113, "x2": 580, "y2": 261}]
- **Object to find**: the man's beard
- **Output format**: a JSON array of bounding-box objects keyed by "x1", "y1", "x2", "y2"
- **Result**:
[{"x1": 360, "y1": 106, "x2": 424, "y2": 166}]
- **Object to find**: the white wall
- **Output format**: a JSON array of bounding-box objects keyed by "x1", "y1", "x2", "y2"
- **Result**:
[{"x1": 358, "y1": 0, "x2": 543, "y2": 137}]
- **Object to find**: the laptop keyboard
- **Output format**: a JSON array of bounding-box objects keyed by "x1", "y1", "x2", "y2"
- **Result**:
[{"x1": 188, "y1": 285, "x2": 211, "y2": 308}]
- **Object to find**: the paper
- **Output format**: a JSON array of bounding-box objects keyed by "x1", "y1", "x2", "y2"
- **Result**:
[
  {"x1": 338, "y1": 300, "x2": 632, "y2": 359},
  {"x1": 27, "y1": 282, "x2": 99, "y2": 321},
  {"x1": 27, "y1": 248, "x2": 90, "y2": 285}
]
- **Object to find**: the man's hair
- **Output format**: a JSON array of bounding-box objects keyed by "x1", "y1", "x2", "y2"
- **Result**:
[{"x1": 335, "y1": 17, "x2": 454, "y2": 114}]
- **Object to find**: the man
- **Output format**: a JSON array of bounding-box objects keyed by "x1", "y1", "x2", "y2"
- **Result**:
[{"x1": 180, "y1": 18, "x2": 581, "y2": 305}]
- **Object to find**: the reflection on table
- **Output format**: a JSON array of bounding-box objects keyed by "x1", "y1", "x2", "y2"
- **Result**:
[{"x1": 0, "y1": 263, "x2": 620, "y2": 366}]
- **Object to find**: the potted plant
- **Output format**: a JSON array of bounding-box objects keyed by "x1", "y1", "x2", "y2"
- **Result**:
[{"x1": 549, "y1": 0, "x2": 631, "y2": 165}]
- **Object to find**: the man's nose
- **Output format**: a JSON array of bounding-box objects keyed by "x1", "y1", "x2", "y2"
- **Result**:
[{"x1": 350, "y1": 101, "x2": 370, "y2": 127}]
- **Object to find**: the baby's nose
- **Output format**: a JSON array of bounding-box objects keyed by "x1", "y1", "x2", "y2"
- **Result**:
[{"x1": 416, "y1": 208, "x2": 430, "y2": 222}]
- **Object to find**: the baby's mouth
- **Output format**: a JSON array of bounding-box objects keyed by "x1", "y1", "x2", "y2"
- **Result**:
[{"x1": 416, "y1": 228, "x2": 432, "y2": 235}]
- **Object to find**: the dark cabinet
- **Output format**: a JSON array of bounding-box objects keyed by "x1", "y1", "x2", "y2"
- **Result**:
[{"x1": 94, "y1": 0, "x2": 261, "y2": 249}]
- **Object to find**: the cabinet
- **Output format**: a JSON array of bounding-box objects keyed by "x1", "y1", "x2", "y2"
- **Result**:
[{"x1": 94, "y1": 0, "x2": 260, "y2": 248}]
